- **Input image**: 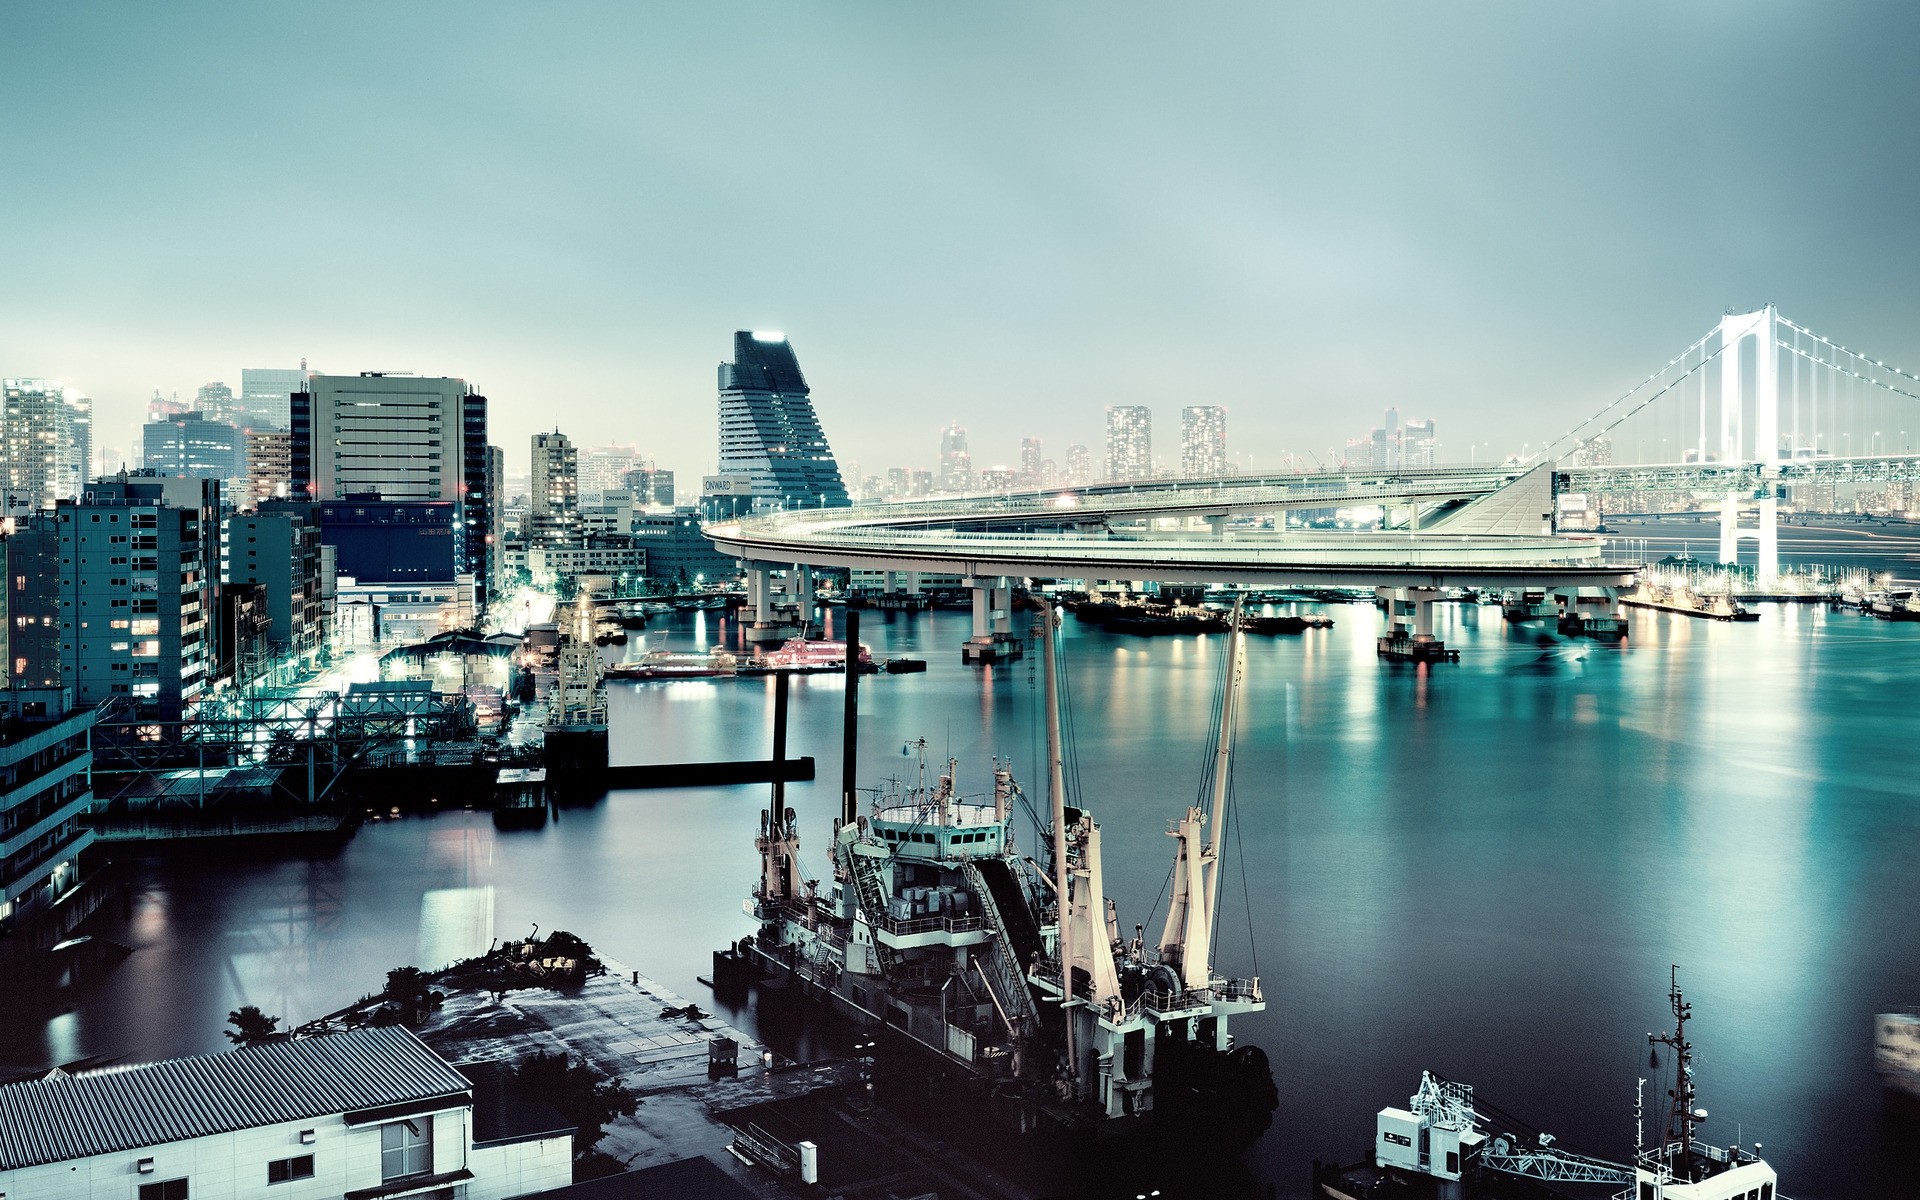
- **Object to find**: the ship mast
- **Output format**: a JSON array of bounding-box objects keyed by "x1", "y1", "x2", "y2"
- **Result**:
[
  {"x1": 1040, "y1": 601, "x2": 1074, "y2": 1077},
  {"x1": 1650, "y1": 965, "x2": 1699, "y2": 1180}
]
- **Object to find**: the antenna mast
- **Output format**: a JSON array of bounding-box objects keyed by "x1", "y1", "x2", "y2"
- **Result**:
[{"x1": 1649, "y1": 965, "x2": 1698, "y2": 1180}]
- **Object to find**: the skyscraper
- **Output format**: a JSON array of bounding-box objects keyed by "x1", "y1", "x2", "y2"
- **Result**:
[
  {"x1": 1064, "y1": 444, "x2": 1092, "y2": 487},
  {"x1": 1105, "y1": 406, "x2": 1152, "y2": 482},
  {"x1": 529, "y1": 431, "x2": 580, "y2": 546},
  {"x1": 64, "y1": 390, "x2": 92, "y2": 495},
  {"x1": 715, "y1": 331, "x2": 849, "y2": 509},
  {"x1": 240, "y1": 365, "x2": 307, "y2": 431},
  {"x1": 1018, "y1": 437, "x2": 1043, "y2": 488},
  {"x1": 2, "y1": 379, "x2": 82, "y2": 512},
  {"x1": 1181, "y1": 406, "x2": 1228, "y2": 477},
  {"x1": 938, "y1": 423, "x2": 972, "y2": 494},
  {"x1": 1401, "y1": 417, "x2": 1437, "y2": 468}
]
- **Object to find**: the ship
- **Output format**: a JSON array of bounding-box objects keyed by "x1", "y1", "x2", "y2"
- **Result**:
[
  {"x1": 718, "y1": 605, "x2": 1277, "y2": 1180},
  {"x1": 1314, "y1": 969, "x2": 1782, "y2": 1200},
  {"x1": 750, "y1": 636, "x2": 878, "y2": 673},
  {"x1": 605, "y1": 647, "x2": 741, "y2": 680}
]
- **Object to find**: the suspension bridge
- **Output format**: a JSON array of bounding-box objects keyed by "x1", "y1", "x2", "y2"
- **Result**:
[{"x1": 704, "y1": 305, "x2": 1920, "y2": 652}]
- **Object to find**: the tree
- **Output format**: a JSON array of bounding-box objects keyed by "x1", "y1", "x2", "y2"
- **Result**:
[
  {"x1": 512, "y1": 1052, "x2": 638, "y2": 1156},
  {"x1": 225, "y1": 1005, "x2": 283, "y2": 1047}
]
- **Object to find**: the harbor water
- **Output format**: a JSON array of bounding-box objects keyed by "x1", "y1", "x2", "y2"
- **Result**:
[{"x1": 8, "y1": 600, "x2": 1920, "y2": 1198}]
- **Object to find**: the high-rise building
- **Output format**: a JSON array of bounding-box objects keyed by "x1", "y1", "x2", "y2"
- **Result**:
[
  {"x1": 485, "y1": 444, "x2": 506, "y2": 597},
  {"x1": 147, "y1": 389, "x2": 189, "y2": 423},
  {"x1": 239, "y1": 364, "x2": 307, "y2": 431},
  {"x1": 715, "y1": 331, "x2": 849, "y2": 510},
  {"x1": 65, "y1": 391, "x2": 92, "y2": 497},
  {"x1": 291, "y1": 373, "x2": 492, "y2": 607},
  {"x1": 939, "y1": 423, "x2": 972, "y2": 494},
  {"x1": 1104, "y1": 406, "x2": 1152, "y2": 482},
  {"x1": 142, "y1": 412, "x2": 244, "y2": 491},
  {"x1": 195, "y1": 382, "x2": 236, "y2": 424},
  {"x1": 0, "y1": 682, "x2": 97, "y2": 944},
  {"x1": 2, "y1": 379, "x2": 84, "y2": 513},
  {"x1": 1064, "y1": 444, "x2": 1092, "y2": 488},
  {"x1": 1018, "y1": 437, "x2": 1043, "y2": 488},
  {"x1": 1181, "y1": 406, "x2": 1228, "y2": 477},
  {"x1": 44, "y1": 474, "x2": 221, "y2": 720},
  {"x1": 529, "y1": 431, "x2": 579, "y2": 546},
  {"x1": 579, "y1": 445, "x2": 641, "y2": 504},
  {"x1": 1402, "y1": 417, "x2": 1437, "y2": 468},
  {"x1": 246, "y1": 429, "x2": 294, "y2": 506}
]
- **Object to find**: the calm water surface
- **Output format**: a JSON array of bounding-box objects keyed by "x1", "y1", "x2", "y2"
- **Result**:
[{"x1": 8, "y1": 601, "x2": 1919, "y2": 1199}]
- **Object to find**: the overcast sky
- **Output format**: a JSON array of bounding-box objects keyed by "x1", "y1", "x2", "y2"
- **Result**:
[{"x1": 6, "y1": 2, "x2": 1920, "y2": 481}]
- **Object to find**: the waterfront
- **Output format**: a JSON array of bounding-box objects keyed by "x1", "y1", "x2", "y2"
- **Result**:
[{"x1": 9, "y1": 602, "x2": 1920, "y2": 1198}]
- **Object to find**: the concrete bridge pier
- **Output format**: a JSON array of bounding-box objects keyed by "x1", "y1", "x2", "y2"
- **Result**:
[
  {"x1": 744, "y1": 562, "x2": 804, "y2": 644},
  {"x1": 1556, "y1": 586, "x2": 1629, "y2": 640},
  {"x1": 1376, "y1": 586, "x2": 1454, "y2": 663},
  {"x1": 961, "y1": 575, "x2": 1025, "y2": 664}
]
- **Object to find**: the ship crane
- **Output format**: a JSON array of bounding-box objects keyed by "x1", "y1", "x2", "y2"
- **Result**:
[{"x1": 1376, "y1": 1071, "x2": 1634, "y2": 1188}]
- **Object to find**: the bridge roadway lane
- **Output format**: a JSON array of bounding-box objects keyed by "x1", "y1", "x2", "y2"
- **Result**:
[{"x1": 707, "y1": 513, "x2": 1637, "y2": 590}]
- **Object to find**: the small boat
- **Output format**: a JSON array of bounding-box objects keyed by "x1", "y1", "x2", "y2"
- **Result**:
[
  {"x1": 1869, "y1": 590, "x2": 1920, "y2": 621},
  {"x1": 883, "y1": 657, "x2": 927, "y2": 673},
  {"x1": 1238, "y1": 613, "x2": 1334, "y2": 635}
]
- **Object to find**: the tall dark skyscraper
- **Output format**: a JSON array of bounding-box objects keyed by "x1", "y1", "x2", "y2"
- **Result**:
[
  {"x1": 939, "y1": 422, "x2": 972, "y2": 494},
  {"x1": 715, "y1": 331, "x2": 848, "y2": 510}
]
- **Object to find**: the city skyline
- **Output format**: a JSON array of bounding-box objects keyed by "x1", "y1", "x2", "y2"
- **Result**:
[{"x1": 10, "y1": 5, "x2": 1920, "y2": 485}]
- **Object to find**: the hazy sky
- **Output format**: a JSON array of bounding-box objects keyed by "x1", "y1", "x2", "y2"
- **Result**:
[{"x1": 6, "y1": 2, "x2": 1920, "y2": 481}]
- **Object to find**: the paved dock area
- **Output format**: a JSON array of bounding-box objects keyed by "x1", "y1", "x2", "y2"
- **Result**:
[{"x1": 416, "y1": 954, "x2": 1022, "y2": 1198}]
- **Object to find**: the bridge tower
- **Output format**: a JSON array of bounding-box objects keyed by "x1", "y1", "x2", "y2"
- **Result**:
[{"x1": 1715, "y1": 306, "x2": 1781, "y2": 581}]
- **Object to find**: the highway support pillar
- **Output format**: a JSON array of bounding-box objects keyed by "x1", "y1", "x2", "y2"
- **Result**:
[
  {"x1": 1376, "y1": 586, "x2": 1454, "y2": 664},
  {"x1": 961, "y1": 576, "x2": 1025, "y2": 664}
]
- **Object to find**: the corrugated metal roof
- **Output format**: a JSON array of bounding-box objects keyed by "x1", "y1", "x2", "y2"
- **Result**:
[{"x1": 0, "y1": 1026, "x2": 473, "y2": 1170}]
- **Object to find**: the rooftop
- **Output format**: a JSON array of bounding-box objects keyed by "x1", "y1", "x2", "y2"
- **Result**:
[{"x1": 0, "y1": 1027, "x2": 473, "y2": 1171}]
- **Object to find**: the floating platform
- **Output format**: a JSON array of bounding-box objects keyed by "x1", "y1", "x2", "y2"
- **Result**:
[
  {"x1": 1376, "y1": 634, "x2": 1459, "y2": 663},
  {"x1": 961, "y1": 635, "x2": 1025, "y2": 664},
  {"x1": 1621, "y1": 596, "x2": 1759, "y2": 622}
]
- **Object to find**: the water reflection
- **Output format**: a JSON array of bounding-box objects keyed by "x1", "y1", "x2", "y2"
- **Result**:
[{"x1": 4, "y1": 604, "x2": 1917, "y2": 1196}]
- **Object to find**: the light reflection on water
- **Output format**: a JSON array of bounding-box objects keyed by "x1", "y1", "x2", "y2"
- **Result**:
[{"x1": 4, "y1": 602, "x2": 1918, "y2": 1197}]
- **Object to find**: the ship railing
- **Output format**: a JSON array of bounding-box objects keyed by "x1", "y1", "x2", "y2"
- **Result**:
[
  {"x1": 1214, "y1": 976, "x2": 1263, "y2": 1004},
  {"x1": 874, "y1": 912, "x2": 988, "y2": 938}
]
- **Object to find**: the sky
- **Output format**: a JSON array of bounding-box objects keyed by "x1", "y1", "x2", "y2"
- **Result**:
[{"x1": 6, "y1": 2, "x2": 1920, "y2": 483}]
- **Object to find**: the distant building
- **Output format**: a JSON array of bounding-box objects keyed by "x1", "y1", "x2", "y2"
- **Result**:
[
  {"x1": 1402, "y1": 417, "x2": 1437, "y2": 468},
  {"x1": 976, "y1": 466, "x2": 1016, "y2": 492},
  {"x1": 238, "y1": 363, "x2": 307, "y2": 431},
  {"x1": 528, "y1": 431, "x2": 579, "y2": 547},
  {"x1": 716, "y1": 331, "x2": 849, "y2": 510},
  {"x1": 0, "y1": 688, "x2": 96, "y2": 948},
  {"x1": 633, "y1": 507, "x2": 738, "y2": 587},
  {"x1": 1064, "y1": 443, "x2": 1092, "y2": 487},
  {"x1": 1104, "y1": 406, "x2": 1152, "y2": 482},
  {"x1": 65, "y1": 390, "x2": 91, "y2": 498},
  {"x1": 214, "y1": 580, "x2": 272, "y2": 690},
  {"x1": 1353, "y1": 408, "x2": 1436, "y2": 470},
  {"x1": 528, "y1": 534, "x2": 647, "y2": 588},
  {"x1": 1181, "y1": 405, "x2": 1228, "y2": 477},
  {"x1": 141, "y1": 411, "x2": 244, "y2": 493},
  {"x1": 1018, "y1": 437, "x2": 1044, "y2": 488},
  {"x1": 578, "y1": 444, "x2": 641, "y2": 504},
  {"x1": 292, "y1": 373, "x2": 491, "y2": 608},
  {"x1": 939, "y1": 423, "x2": 972, "y2": 494},
  {"x1": 195, "y1": 381, "x2": 236, "y2": 423},
  {"x1": 2, "y1": 379, "x2": 83, "y2": 512},
  {"x1": 246, "y1": 428, "x2": 294, "y2": 506},
  {"x1": 485, "y1": 444, "x2": 506, "y2": 598},
  {"x1": 0, "y1": 1026, "x2": 573, "y2": 1200},
  {"x1": 623, "y1": 466, "x2": 675, "y2": 509}
]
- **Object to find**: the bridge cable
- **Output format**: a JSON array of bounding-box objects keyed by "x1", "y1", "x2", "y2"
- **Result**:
[
  {"x1": 1778, "y1": 316, "x2": 1920, "y2": 389},
  {"x1": 1532, "y1": 327, "x2": 1717, "y2": 463}
]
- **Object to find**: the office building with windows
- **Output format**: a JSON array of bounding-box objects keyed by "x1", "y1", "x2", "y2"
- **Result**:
[
  {"x1": 1181, "y1": 405, "x2": 1228, "y2": 477},
  {"x1": 0, "y1": 1026, "x2": 573, "y2": 1200},
  {"x1": 528, "y1": 431, "x2": 579, "y2": 547},
  {"x1": 142, "y1": 412, "x2": 244, "y2": 492},
  {"x1": 2, "y1": 379, "x2": 85, "y2": 513},
  {"x1": 715, "y1": 331, "x2": 848, "y2": 510},
  {"x1": 239, "y1": 363, "x2": 308, "y2": 431},
  {"x1": 938, "y1": 422, "x2": 972, "y2": 494},
  {"x1": 42, "y1": 475, "x2": 221, "y2": 722},
  {"x1": 1105, "y1": 405, "x2": 1152, "y2": 482},
  {"x1": 0, "y1": 688, "x2": 97, "y2": 950},
  {"x1": 291, "y1": 373, "x2": 492, "y2": 608},
  {"x1": 224, "y1": 502, "x2": 327, "y2": 659}
]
